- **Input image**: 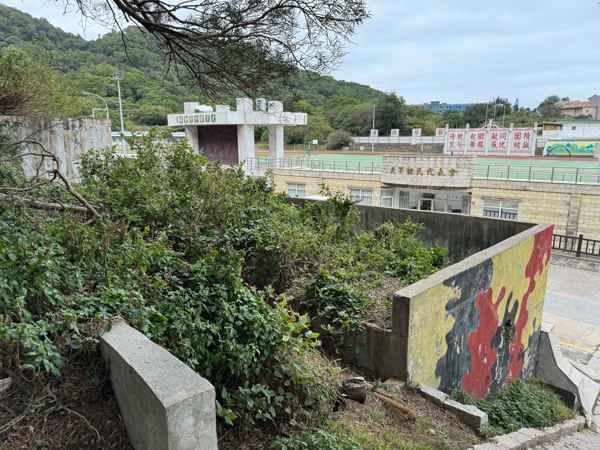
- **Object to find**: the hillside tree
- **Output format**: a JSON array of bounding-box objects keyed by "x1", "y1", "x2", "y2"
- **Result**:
[{"x1": 65, "y1": 0, "x2": 369, "y2": 95}]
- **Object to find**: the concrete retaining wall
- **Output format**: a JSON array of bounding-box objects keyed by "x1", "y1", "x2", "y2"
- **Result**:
[
  {"x1": 346, "y1": 223, "x2": 554, "y2": 399},
  {"x1": 354, "y1": 203, "x2": 534, "y2": 262},
  {"x1": 2, "y1": 116, "x2": 112, "y2": 182},
  {"x1": 101, "y1": 321, "x2": 218, "y2": 450}
]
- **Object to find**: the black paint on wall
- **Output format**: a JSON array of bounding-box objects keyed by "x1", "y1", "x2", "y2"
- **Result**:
[{"x1": 434, "y1": 259, "x2": 493, "y2": 393}]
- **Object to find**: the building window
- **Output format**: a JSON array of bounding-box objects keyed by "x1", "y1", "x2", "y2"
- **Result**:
[
  {"x1": 482, "y1": 198, "x2": 519, "y2": 220},
  {"x1": 350, "y1": 188, "x2": 373, "y2": 205},
  {"x1": 398, "y1": 190, "x2": 411, "y2": 209},
  {"x1": 287, "y1": 183, "x2": 305, "y2": 198},
  {"x1": 380, "y1": 189, "x2": 394, "y2": 208}
]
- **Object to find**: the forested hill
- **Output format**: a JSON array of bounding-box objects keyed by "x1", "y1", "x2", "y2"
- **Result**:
[{"x1": 0, "y1": 3, "x2": 386, "y2": 130}]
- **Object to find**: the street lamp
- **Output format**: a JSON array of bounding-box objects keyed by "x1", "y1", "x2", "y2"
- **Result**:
[
  {"x1": 112, "y1": 70, "x2": 126, "y2": 134},
  {"x1": 82, "y1": 91, "x2": 109, "y2": 119}
]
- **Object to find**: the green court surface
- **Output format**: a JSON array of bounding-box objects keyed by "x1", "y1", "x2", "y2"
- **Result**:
[{"x1": 262, "y1": 153, "x2": 599, "y2": 184}]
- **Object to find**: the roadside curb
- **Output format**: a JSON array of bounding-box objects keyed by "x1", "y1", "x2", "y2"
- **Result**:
[{"x1": 470, "y1": 416, "x2": 586, "y2": 449}]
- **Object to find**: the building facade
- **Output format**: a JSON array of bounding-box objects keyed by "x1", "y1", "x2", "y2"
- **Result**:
[
  {"x1": 561, "y1": 100, "x2": 600, "y2": 120},
  {"x1": 270, "y1": 155, "x2": 600, "y2": 240}
]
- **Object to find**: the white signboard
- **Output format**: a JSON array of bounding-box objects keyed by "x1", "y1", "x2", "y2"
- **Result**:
[
  {"x1": 412, "y1": 128, "x2": 422, "y2": 137},
  {"x1": 390, "y1": 129, "x2": 400, "y2": 137},
  {"x1": 443, "y1": 127, "x2": 536, "y2": 156},
  {"x1": 382, "y1": 155, "x2": 474, "y2": 188},
  {"x1": 370, "y1": 129, "x2": 379, "y2": 138}
]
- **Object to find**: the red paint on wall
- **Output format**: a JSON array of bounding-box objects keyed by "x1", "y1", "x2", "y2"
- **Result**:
[
  {"x1": 507, "y1": 226, "x2": 553, "y2": 380},
  {"x1": 462, "y1": 287, "x2": 506, "y2": 399}
]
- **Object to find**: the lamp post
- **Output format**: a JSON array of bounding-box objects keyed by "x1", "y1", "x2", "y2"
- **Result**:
[
  {"x1": 82, "y1": 91, "x2": 109, "y2": 119},
  {"x1": 371, "y1": 104, "x2": 376, "y2": 153},
  {"x1": 112, "y1": 70, "x2": 125, "y2": 134}
]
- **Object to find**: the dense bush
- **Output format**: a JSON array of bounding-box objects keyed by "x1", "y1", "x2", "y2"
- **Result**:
[
  {"x1": 454, "y1": 380, "x2": 574, "y2": 436},
  {"x1": 0, "y1": 136, "x2": 445, "y2": 432},
  {"x1": 326, "y1": 130, "x2": 353, "y2": 150}
]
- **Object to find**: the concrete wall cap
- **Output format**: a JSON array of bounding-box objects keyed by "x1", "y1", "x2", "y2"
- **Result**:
[{"x1": 101, "y1": 320, "x2": 213, "y2": 409}]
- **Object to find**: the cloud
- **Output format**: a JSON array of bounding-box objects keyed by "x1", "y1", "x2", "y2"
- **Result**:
[
  {"x1": 332, "y1": 0, "x2": 600, "y2": 106},
  {"x1": 2, "y1": 0, "x2": 600, "y2": 107}
]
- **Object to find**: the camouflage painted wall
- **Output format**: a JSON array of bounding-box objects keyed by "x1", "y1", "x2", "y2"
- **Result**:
[{"x1": 402, "y1": 224, "x2": 553, "y2": 399}]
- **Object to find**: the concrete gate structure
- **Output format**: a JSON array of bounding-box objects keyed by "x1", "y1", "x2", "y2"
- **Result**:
[{"x1": 167, "y1": 98, "x2": 307, "y2": 167}]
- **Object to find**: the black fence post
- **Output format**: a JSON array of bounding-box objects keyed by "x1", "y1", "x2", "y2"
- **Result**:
[{"x1": 576, "y1": 234, "x2": 584, "y2": 258}]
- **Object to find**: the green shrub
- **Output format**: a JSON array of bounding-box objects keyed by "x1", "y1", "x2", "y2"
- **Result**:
[
  {"x1": 454, "y1": 380, "x2": 574, "y2": 436},
  {"x1": 272, "y1": 430, "x2": 363, "y2": 450},
  {"x1": 302, "y1": 271, "x2": 368, "y2": 335},
  {"x1": 326, "y1": 130, "x2": 353, "y2": 150},
  {"x1": 0, "y1": 136, "x2": 446, "y2": 433}
]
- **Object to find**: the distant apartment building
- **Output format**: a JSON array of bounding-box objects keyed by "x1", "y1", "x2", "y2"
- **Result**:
[
  {"x1": 422, "y1": 101, "x2": 471, "y2": 114},
  {"x1": 561, "y1": 96, "x2": 600, "y2": 120}
]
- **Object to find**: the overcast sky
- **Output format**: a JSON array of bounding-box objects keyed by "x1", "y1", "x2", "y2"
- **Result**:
[{"x1": 3, "y1": 0, "x2": 600, "y2": 107}]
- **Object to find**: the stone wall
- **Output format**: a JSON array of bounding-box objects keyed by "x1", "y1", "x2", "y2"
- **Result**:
[{"x1": 4, "y1": 116, "x2": 112, "y2": 182}]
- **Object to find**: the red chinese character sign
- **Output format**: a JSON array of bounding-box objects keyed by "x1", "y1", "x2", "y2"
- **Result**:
[
  {"x1": 511, "y1": 128, "x2": 534, "y2": 155},
  {"x1": 443, "y1": 127, "x2": 535, "y2": 155},
  {"x1": 446, "y1": 131, "x2": 465, "y2": 153}
]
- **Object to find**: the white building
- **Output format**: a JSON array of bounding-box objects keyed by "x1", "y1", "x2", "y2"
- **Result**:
[{"x1": 167, "y1": 98, "x2": 307, "y2": 167}]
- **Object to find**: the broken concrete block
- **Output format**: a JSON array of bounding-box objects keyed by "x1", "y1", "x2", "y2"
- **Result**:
[
  {"x1": 443, "y1": 398, "x2": 488, "y2": 433},
  {"x1": 418, "y1": 384, "x2": 449, "y2": 407}
]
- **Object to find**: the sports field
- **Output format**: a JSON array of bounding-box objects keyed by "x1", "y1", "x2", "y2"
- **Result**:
[{"x1": 261, "y1": 152, "x2": 599, "y2": 184}]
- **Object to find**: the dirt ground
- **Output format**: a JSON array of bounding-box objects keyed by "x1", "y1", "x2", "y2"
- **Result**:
[
  {"x1": 0, "y1": 354, "x2": 132, "y2": 450},
  {"x1": 332, "y1": 382, "x2": 482, "y2": 450}
]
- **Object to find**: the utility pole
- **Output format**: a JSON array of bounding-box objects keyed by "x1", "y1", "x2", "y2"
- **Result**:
[
  {"x1": 484, "y1": 102, "x2": 489, "y2": 127},
  {"x1": 371, "y1": 104, "x2": 376, "y2": 153},
  {"x1": 113, "y1": 70, "x2": 125, "y2": 134},
  {"x1": 502, "y1": 104, "x2": 506, "y2": 127}
]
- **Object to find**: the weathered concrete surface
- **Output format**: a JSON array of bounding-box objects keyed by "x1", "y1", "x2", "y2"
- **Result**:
[
  {"x1": 443, "y1": 399, "x2": 488, "y2": 433},
  {"x1": 101, "y1": 321, "x2": 217, "y2": 450},
  {"x1": 354, "y1": 203, "x2": 534, "y2": 263},
  {"x1": 535, "y1": 323, "x2": 600, "y2": 424},
  {"x1": 291, "y1": 198, "x2": 535, "y2": 263},
  {"x1": 3, "y1": 116, "x2": 112, "y2": 182},
  {"x1": 472, "y1": 417, "x2": 587, "y2": 450},
  {"x1": 418, "y1": 384, "x2": 487, "y2": 433},
  {"x1": 532, "y1": 430, "x2": 600, "y2": 450}
]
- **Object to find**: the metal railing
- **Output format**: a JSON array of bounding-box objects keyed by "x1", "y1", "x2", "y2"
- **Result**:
[
  {"x1": 244, "y1": 157, "x2": 385, "y2": 175},
  {"x1": 474, "y1": 164, "x2": 600, "y2": 185},
  {"x1": 553, "y1": 234, "x2": 600, "y2": 258}
]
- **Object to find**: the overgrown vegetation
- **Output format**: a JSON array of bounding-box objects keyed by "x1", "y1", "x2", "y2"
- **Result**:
[
  {"x1": 0, "y1": 134, "x2": 445, "y2": 438},
  {"x1": 454, "y1": 380, "x2": 574, "y2": 436}
]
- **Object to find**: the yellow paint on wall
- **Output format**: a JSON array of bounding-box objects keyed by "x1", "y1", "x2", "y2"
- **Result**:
[
  {"x1": 404, "y1": 228, "x2": 551, "y2": 391},
  {"x1": 488, "y1": 234, "x2": 547, "y2": 355},
  {"x1": 405, "y1": 283, "x2": 460, "y2": 388}
]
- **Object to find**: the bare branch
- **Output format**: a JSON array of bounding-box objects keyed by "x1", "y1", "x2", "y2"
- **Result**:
[{"x1": 61, "y1": 0, "x2": 369, "y2": 96}]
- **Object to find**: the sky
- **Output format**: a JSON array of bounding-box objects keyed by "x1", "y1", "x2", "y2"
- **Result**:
[{"x1": 3, "y1": 0, "x2": 600, "y2": 108}]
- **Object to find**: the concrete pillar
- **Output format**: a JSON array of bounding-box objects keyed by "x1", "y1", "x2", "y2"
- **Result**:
[
  {"x1": 183, "y1": 102, "x2": 200, "y2": 153},
  {"x1": 566, "y1": 193, "x2": 582, "y2": 236},
  {"x1": 237, "y1": 124, "x2": 255, "y2": 164},
  {"x1": 268, "y1": 101, "x2": 285, "y2": 160},
  {"x1": 268, "y1": 126, "x2": 284, "y2": 160}
]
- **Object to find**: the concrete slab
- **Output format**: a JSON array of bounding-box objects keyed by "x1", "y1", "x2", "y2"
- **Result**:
[{"x1": 101, "y1": 321, "x2": 218, "y2": 450}]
